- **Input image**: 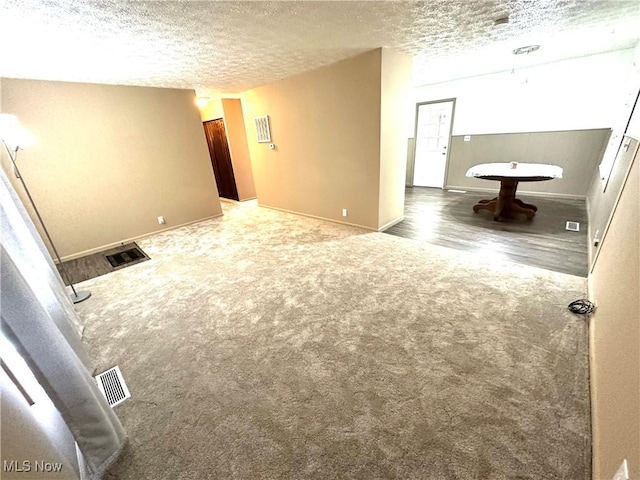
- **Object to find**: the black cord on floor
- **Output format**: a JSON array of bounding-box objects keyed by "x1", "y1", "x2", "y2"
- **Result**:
[{"x1": 568, "y1": 299, "x2": 595, "y2": 315}]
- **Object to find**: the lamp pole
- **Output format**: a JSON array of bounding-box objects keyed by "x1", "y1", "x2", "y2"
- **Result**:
[{"x1": 2, "y1": 140, "x2": 91, "y2": 304}]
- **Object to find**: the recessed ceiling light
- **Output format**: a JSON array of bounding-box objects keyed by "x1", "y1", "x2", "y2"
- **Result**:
[{"x1": 513, "y1": 45, "x2": 540, "y2": 55}]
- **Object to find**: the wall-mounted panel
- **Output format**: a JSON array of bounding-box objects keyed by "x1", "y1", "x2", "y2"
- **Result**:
[{"x1": 446, "y1": 129, "x2": 609, "y2": 197}]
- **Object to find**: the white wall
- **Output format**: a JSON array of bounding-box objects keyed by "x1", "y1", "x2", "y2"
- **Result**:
[
  {"x1": 624, "y1": 44, "x2": 640, "y2": 140},
  {"x1": 412, "y1": 49, "x2": 636, "y2": 135},
  {"x1": 628, "y1": 100, "x2": 640, "y2": 140}
]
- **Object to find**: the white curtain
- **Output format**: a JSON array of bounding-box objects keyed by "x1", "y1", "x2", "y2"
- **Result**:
[{"x1": 0, "y1": 164, "x2": 127, "y2": 478}]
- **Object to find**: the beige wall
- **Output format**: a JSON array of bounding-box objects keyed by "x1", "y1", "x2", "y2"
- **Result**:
[
  {"x1": 241, "y1": 48, "x2": 410, "y2": 230},
  {"x1": 378, "y1": 49, "x2": 412, "y2": 229},
  {"x1": 588, "y1": 146, "x2": 639, "y2": 480},
  {"x1": 221, "y1": 99, "x2": 256, "y2": 200},
  {"x1": 200, "y1": 98, "x2": 224, "y2": 121},
  {"x1": 446, "y1": 129, "x2": 610, "y2": 198},
  {"x1": 1, "y1": 79, "x2": 222, "y2": 259},
  {"x1": 241, "y1": 49, "x2": 382, "y2": 229}
]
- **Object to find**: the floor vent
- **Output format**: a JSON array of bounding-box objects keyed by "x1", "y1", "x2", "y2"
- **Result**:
[
  {"x1": 566, "y1": 221, "x2": 580, "y2": 232},
  {"x1": 106, "y1": 247, "x2": 146, "y2": 268},
  {"x1": 95, "y1": 366, "x2": 130, "y2": 407}
]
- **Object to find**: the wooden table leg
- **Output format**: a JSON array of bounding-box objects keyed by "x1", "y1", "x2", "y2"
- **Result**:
[
  {"x1": 514, "y1": 198, "x2": 538, "y2": 212},
  {"x1": 494, "y1": 179, "x2": 517, "y2": 220},
  {"x1": 472, "y1": 180, "x2": 536, "y2": 221},
  {"x1": 473, "y1": 198, "x2": 497, "y2": 214}
]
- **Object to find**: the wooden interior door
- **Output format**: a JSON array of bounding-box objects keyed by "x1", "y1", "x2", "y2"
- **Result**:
[{"x1": 203, "y1": 119, "x2": 239, "y2": 201}]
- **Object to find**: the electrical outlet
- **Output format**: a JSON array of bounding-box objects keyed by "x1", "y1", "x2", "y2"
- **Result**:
[
  {"x1": 342, "y1": 208, "x2": 347, "y2": 217},
  {"x1": 157, "y1": 216, "x2": 165, "y2": 225},
  {"x1": 612, "y1": 459, "x2": 629, "y2": 480}
]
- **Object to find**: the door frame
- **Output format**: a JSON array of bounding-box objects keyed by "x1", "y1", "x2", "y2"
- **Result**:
[
  {"x1": 411, "y1": 98, "x2": 457, "y2": 189},
  {"x1": 203, "y1": 118, "x2": 239, "y2": 201}
]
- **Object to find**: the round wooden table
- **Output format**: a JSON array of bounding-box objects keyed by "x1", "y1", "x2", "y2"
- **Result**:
[{"x1": 465, "y1": 163, "x2": 563, "y2": 221}]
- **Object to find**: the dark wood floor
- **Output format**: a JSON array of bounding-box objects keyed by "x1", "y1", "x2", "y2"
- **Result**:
[
  {"x1": 384, "y1": 187, "x2": 588, "y2": 277},
  {"x1": 57, "y1": 242, "x2": 150, "y2": 285}
]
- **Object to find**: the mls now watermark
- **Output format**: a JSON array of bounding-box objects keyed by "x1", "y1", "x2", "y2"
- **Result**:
[{"x1": 3, "y1": 460, "x2": 64, "y2": 473}]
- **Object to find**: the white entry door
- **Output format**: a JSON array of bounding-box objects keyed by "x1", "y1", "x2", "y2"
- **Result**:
[{"x1": 413, "y1": 101, "x2": 454, "y2": 188}]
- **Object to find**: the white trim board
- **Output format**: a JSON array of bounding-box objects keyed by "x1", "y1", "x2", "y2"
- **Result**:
[
  {"x1": 445, "y1": 185, "x2": 586, "y2": 200},
  {"x1": 58, "y1": 213, "x2": 224, "y2": 262},
  {"x1": 378, "y1": 216, "x2": 405, "y2": 232},
  {"x1": 258, "y1": 204, "x2": 375, "y2": 232}
]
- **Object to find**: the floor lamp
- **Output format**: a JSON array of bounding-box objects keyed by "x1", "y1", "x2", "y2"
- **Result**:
[{"x1": 1, "y1": 137, "x2": 91, "y2": 304}]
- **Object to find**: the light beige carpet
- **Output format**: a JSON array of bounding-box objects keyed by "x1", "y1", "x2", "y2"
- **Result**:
[{"x1": 76, "y1": 201, "x2": 590, "y2": 480}]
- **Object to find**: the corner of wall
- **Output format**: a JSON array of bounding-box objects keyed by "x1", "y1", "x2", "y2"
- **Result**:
[
  {"x1": 378, "y1": 48, "x2": 413, "y2": 230},
  {"x1": 587, "y1": 149, "x2": 639, "y2": 480},
  {"x1": 200, "y1": 98, "x2": 224, "y2": 122},
  {"x1": 240, "y1": 49, "x2": 386, "y2": 230},
  {"x1": 221, "y1": 98, "x2": 256, "y2": 201}
]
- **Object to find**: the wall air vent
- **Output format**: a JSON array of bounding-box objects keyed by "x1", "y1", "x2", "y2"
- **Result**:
[
  {"x1": 254, "y1": 115, "x2": 271, "y2": 143},
  {"x1": 95, "y1": 366, "x2": 130, "y2": 408}
]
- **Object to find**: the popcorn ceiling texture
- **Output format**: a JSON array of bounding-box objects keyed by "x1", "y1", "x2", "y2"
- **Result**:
[{"x1": 1, "y1": 1, "x2": 639, "y2": 93}]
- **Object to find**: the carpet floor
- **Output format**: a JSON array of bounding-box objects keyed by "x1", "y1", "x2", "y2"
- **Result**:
[{"x1": 76, "y1": 201, "x2": 590, "y2": 480}]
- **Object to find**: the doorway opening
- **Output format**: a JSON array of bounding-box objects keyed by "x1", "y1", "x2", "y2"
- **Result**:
[
  {"x1": 203, "y1": 118, "x2": 239, "y2": 201},
  {"x1": 411, "y1": 99, "x2": 455, "y2": 189}
]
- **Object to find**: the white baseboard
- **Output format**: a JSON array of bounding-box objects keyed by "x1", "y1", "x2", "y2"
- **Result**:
[
  {"x1": 59, "y1": 213, "x2": 224, "y2": 262},
  {"x1": 258, "y1": 204, "x2": 375, "y2": 231},
  {"x1": 445, "y1": 185, "x2": 586, "y2": 200},
  {"x1": 378, "y1": 216, "x2": 404, "y2": 231},
  {"x1": 220, "y1": 196, "x2": 257, "y2": 204}
]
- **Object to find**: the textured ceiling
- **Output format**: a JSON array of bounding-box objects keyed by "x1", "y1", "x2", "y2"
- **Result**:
[{"x1": 1, "y1": 1, "x2": 639, "y2": 95}]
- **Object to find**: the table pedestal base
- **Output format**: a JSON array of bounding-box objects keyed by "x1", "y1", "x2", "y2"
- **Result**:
[{"x1": 472, "y1": 179, "x2": 537, "y2": 221}]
